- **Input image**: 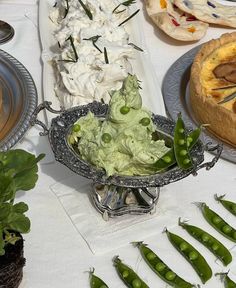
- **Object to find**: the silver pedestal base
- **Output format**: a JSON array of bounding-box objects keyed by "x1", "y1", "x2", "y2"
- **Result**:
[{"x1": 91, "y1": 184, "x2": 160, "y2": 221}]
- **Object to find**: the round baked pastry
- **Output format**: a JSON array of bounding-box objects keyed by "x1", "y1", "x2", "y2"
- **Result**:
[
  {"x1": 190, "y1": 32, "x2": 236, "y2": 147},
  {"x1": 145, "y1": 0, "x2": 208, "y2": 41}
]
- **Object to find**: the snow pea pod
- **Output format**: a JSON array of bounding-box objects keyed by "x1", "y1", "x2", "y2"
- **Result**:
[
  {"x1": 113, "y1": 256, "x2": 149, "y2": 288},
  {"x1": 199, "y1": 202, "x2": 236, "y2": 243},
  {"x1": 165, "y1": 229, "x2": 212, "y2": 284},
  {"x1": 179, "y1": 219, "x2": 232, "y2": 266},
  {"x1": 215, "y1": 194, "x2": 236, "y2": 216},
  {"x1": 152, "y1": 148, "x2": 176, "y2": 171},
  {"x1": 153, "y1": 124, "x2": 202, "y2": 171},
  {"x1": 216, "y1": 272, "x2": 236, "y2": 288},
  {"x1": 173, "y1": 114, "x2": 193, "y2": 170},
  {"x1": 133, "y1": 242, "x2": 195, "y2": 288},
  {"x1": 89, "y1": 268, "x2": 109, "y2": 288}
]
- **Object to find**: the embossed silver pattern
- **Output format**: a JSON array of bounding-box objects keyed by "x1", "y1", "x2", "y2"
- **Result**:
[
  {"x1": 162, "y1": 45, "x2": 236, "y2": 162},
  {"x1": 0, "y1": 49, "x2": 38, "y2": 151},
  {"x1": 47, "y1": 101, "x2": 216, "y2": 188}
]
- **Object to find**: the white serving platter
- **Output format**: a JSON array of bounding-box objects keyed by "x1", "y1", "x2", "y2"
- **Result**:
[{"x1": 39, "y1": 0, "x2": 166, "y2": 124}]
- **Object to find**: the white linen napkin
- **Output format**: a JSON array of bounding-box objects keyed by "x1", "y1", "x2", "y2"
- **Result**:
[
  {"x1": 50, "y1": 175, "x2": 185, "y2": 255},
  {"x1": 50, "y1": 154, "x2": 236, "y2": 255}
]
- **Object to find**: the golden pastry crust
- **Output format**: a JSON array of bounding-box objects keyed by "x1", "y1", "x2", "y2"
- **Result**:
[
  {"x1": 190, "y1": 32, "x2": 236, "y2": 147},
  {"x1": 145, "y1": 0, "x2": 208, "y2": 42},
  {"x1": 0, "y1": 85, "x2": 2, "y2": 114}
]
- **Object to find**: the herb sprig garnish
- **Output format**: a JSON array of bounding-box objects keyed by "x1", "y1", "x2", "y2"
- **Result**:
[
  {"x1": 128, "y1": 42, "x2": 143, "y2": 52},
  {"x1": 104, "y1": 47, "x2": 109, "y2": 64},
  {"x1": 218, "y1": 91, "x2": 236, "y2": 104},
  {"x1": 67, "y1": 35, "x2": 78, "y2": 62},
  {"x1": 212, "y1": 84, "x2": 236, "y2": 90},
  {"x1": 78, "y1": 0, "x2": 93, "y2": 20},
  {"x1": 59, "y1": 35, "x2": 78, "y2": 63},
  {"x1": 64, "y1": 0, "x2": 69, "y2": 18},
  {"x1": 112, "y1": 0, "x2": 136, "y2": 14},
  {"x1": 83, "y1": 35, "x2": 102, "y2": 53},
  {"x1": 118, "y1": 9, "x2": 140, "y2": 26}
]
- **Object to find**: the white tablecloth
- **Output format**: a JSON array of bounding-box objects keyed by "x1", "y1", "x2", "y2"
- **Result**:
[{"x1": 0, "y1": 0, "x2": 236, "y2": 287}]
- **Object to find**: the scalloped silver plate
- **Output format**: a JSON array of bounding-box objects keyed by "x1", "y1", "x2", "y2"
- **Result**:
[
  {"x1": 162, "y1": 45, "x2": 236, "y2": 163},
  {"x1": 0, "y1": 49, "x2": 37, "y2": 151},
  {"x1": 48, "y1": 101, "x2": 205, "y2": 188}
]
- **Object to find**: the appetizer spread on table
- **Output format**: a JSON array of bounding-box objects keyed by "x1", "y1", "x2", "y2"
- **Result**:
[
  {"x1": 145, "y1": 0, "x2": 236, "y2": 41},
  {"x1": 190, "y1": 32, "x2": 236, "y2": 147}
]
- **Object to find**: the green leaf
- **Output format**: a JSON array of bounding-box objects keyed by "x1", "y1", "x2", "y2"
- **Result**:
[
  {"x1": 0, "y1": 175, "x2": 15, "y2": 203},
  {"x1": 0, "y1": 203, "x2": 12, "y2": 220},
  {"x1": 13, "y1": 202, "x2": 29, "y2": 214},
  {"x1": 0, "y1": 150, "x2": 45, "y2": 193},
  {"x1": 14, "y1": 166, "x2": 39, "y2": 191},
  {"x1": 0, "y1": 150, "x2": 44, "y2": 174},
  {"x1": 7, "y1": 213, "x2": 30, "y2": 234}
]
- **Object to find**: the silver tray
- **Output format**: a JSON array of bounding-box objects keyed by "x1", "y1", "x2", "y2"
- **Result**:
[
  {"x1": 33, "y1": 101, "x2": 222, "y2": 188},
  {"x1": 162, "y1": 45, "x2": 236, "y2": 163},
  {"x1": 0, "y1": 49, "x2": 38, "y2": 151},
  {"x1": 32, "y1": 101, "x2": 222, "y2": 217}
]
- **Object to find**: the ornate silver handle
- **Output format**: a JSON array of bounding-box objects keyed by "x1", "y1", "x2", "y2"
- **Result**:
[
  {"x1": 192, "y1": 142, "x2": 223, "y2": 176},
  {"x1": 30, "y1": 101, "x2": 64, "y2": 136}
]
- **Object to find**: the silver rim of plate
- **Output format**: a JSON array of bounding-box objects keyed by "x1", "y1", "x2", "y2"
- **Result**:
[
  {"x1": 162, "y1": 45, "x2": 236, "y2": 163},
  {"x1": 0, "y1": 49, "x2": 38, "y2": 151}
]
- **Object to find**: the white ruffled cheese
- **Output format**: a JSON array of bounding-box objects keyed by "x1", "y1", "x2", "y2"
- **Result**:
[{"x1": 50, "y1": 0, "x2": 136, "y2": 109}]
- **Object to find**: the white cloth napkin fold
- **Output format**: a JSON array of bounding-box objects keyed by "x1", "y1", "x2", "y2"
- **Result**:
[
  {"x1": 50, "y1": 175, "x2": 185, "y2": 255},
  {"x1": 50, "y1": 155, "x2": 236, "y2": 255}
]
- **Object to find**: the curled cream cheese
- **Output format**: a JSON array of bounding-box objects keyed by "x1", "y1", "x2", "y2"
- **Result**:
[{"x1": 50, "y1": 0, "x2": 136, "y2": 109}]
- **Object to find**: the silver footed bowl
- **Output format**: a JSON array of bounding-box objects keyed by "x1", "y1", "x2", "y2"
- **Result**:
[{"x1": 33, "y1": 101, "x2": 222, "y2": 189}]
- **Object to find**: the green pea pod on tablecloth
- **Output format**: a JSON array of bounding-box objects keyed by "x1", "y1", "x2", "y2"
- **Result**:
[
  {"x1": 89, "y1": 268, "x2": 109, "y2": 288},
  {"x1": 165, "y1": 229, "x2": 212, "y2": 284},
  {"x1": 179, "y1": 219, "x2": 232, "y2": 266},
  {"x1": 215, "y1": 194, "x2": 236, "y2": 216},
  {"x1": 215, "y1": 272, "x2": 236, "y2": 288},
  {"x1": 198, "y1": 203, "x2": 236, "y2": 243},
  {"x1": 133, "y1": 241, "x2": 196, "y2": 288},
  {"x1": 113, "y1": 256, "x2": 149, "y2": 288}
]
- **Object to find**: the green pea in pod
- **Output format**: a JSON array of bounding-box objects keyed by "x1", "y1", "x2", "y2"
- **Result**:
[
  {"x1": 153, "y1": 124, "x2": 203, "y2": 172},
  {"x1": 215, "y1": 272, "x2": 236, "y2": 288},
  {"x1": 179, "y1": 218, "x2": 232, "y2": 266},
  {"x1": 173, "y1": 113, "x2": 193, "y2": 170},
  {"x1": 113, "y1": 256, "x2": 149, "y2": 288},
  {"x1": 165, "y1": 229, "x2": 212, "y2": 284},
  {"x1": 215, "y1": 194, "x2": 236, "y2": 216},
  {"x1": 89, "y1": 268, "x2": 109, "y2": 288},
  {"x1": 133, "y1": 241, "x2": 195, "y2": 288},
  {"x1": 198, "y1": 202, "x2": 236, "y2": 243}
]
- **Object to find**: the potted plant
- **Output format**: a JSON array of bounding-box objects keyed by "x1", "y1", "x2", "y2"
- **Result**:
[{"x1": 0, "y1": 149, "x2": 44, "y2": 288}]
